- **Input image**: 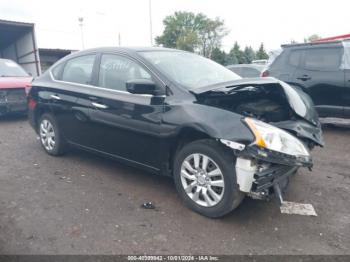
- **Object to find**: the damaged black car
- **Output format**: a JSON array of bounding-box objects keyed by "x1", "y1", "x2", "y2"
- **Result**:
[{"x1": 28, "y1": 47, "x2": 324, "y2": 218}]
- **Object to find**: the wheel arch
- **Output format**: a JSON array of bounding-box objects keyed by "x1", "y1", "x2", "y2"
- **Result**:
[
  {"x1": 165, "y1": 126, "x2": 218, "y2": 176},
  {"x1": 33, "y1": 105, "x2": 54, "y2": 132}
]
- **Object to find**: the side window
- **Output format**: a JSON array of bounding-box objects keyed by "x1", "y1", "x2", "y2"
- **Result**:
[
  {"x1": 303, "y1": 48, "x2": 342, "y2": 71},
  {"x1": 51, "y1": 63, "x2": 64, "y2": 79},
  {"x1": 62, "y1": 55, "x2": 95, "y2": 84},
  {"x1": 98, "y1": 54, "x2": 152, "y2": 92},
  {"x1": 288, "y1": 50, "x2": 302, "y2": 67}
]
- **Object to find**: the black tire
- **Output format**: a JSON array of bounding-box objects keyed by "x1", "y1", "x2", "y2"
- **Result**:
[
  {"x1": 173, "y1": 139, "x2": 244, "y2": 218},
  {"x1": 38, "y1": 113, "x2": 67, "y2": 156}
]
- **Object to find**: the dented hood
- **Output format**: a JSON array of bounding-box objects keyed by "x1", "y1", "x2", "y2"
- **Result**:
[{"x1": 192, "y1": 77, "x2": 319, "y2": 126}]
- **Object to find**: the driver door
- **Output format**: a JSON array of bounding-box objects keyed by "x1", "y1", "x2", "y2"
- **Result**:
[{"x1": 86, "y1": 53, "x2": 165, "y2": 171}]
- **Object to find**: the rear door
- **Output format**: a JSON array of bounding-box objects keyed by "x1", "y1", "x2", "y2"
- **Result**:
[
  {"x1": 49, "y1": 54, "x2": 97, "y2": 145},
  {"x1": 86, "y1": 53, "x2": 165, "y2": 171},
  {"x1": 292, "y1": 46, "x2": 345, "y2": 118}
]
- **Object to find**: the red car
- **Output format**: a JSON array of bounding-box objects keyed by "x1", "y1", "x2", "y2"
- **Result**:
[{"x1": 0, "y1": 59, "x2": 32, "y2": 116}]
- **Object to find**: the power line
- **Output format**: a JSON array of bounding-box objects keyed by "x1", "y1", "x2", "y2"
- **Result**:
[{"x1": 149, "y1": 0, "x2": 153, "y2": 46}]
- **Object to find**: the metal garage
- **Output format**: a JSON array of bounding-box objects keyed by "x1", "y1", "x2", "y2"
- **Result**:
[{"x1": 0, "y1": 19, "x2": 41, "y2": 76}]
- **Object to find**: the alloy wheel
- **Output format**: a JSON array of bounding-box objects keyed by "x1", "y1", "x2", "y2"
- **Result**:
[
  {"x1": 40, "y1": 119, "x2": 56, "y2": 151},
  {"x1": 180, "y1": 153, "x2": 225, "y2": 207}
]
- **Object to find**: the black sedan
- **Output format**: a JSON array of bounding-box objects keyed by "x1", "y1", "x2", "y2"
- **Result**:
[{"x1": 28, "y1": 47, "x2": 323, "y2": 218}]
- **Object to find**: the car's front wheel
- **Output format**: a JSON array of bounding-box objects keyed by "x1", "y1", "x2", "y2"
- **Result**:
[
  {"x1": 174, "y1": 139, "x2": 244, "y2": 218},
  {"x1": 38, "y1": 113, "x2": 66, "y2": 156}
]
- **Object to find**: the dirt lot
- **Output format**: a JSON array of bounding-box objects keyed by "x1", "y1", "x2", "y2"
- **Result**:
[{"x1": 0, "y1": 116, "x2": 349, "y2": 255}]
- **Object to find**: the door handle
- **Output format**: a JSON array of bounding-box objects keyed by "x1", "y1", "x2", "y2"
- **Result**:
[
  {"x1": 50, "y1": 94, "x2": 61, "y2": 100},
  {"x1": 297, "y1": 75, "x2": 311, "y2": 81},
  {"x1": 91, "y1": 102, "x2": 108, "y2": 109}
]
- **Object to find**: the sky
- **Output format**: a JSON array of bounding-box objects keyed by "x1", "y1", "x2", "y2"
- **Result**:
[{"x1": 0, "y1": 0, "x2": 349, "y2": 52}]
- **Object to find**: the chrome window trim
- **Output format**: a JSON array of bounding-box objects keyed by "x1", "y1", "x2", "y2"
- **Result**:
[{"x1": 49, "y1": 70, "x2": 165, "y2": 98}]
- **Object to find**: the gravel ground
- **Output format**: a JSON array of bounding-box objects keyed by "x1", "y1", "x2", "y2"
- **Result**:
[{"x1": 0, "y1": 116, "x2": 349, "y2": 255}]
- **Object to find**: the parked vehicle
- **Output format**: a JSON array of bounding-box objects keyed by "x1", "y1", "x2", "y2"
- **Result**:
[
  {"x1": 28, "y1": 47, "x2": 323, "y2": 218},
  {"x1": 262, "y1": 40, "x2": 350, "y2": 119},
  {"x1": 226, "y1": 64, "x2": 265, "y2": 78},
  {"x1": 252, "y1": 59, "x2": 268, "y2": 65},
  {"x1": 0, "y1": 59, "x2": 32, "y2": 116}
]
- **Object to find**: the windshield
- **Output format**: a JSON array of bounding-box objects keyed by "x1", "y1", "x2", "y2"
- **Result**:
[
  {"x1": 139, "y1": 51, "x2": 241, "y2": 89},
  {"x1": 0, "y1": 59, "x2": 29, "y2": 77}
]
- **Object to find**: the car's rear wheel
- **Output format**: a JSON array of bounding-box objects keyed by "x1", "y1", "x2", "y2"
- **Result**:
[
  {"x1": 38, "y1": 113, "x2": 66, "y2": 156},
  {"x1": 173, "y1": 139, "x2": 244, "y2": 218}
]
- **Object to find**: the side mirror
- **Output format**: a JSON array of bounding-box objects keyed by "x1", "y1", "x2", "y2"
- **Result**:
[{"x1": 126, "y1": 79, "x2": 161, "y2": 95}]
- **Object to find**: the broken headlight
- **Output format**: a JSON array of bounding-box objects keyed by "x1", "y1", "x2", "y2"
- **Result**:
[{"x1": 245, "y1": 118, "x2": 310, "y2": 157}]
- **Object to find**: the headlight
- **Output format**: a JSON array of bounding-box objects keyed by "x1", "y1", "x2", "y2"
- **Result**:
[{"x1": 245, "y1": 118, "x2": 309, "y2": 157}]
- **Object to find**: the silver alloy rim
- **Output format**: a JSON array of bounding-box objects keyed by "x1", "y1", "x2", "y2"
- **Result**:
[
  {"x1": 40, "y1": 119, "x2": 56, "y2": 151},
  {"x1": 180, "y1": 153, "x2": 225, "y2": 207}
]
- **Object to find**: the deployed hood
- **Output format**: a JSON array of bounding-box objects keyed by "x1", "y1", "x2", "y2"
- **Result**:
[
  {"x1": 192, "y1": 77, "x2": 319, "y2": 126},
  {"x1": 0, "y1": 76, "x2": 32, "y2": 89}
]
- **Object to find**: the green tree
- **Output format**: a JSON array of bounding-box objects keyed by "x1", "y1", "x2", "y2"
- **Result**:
[
  {"x1": 155, "y1": 11, "x2": 228, "y2": 57},
  {"x1": 227, "y1": 42, "x2": 246, "y2": 64},
  {"x1": 243, "y1": 46, "x2": 256, "y2": 63},
  {"x1": 210, "y1": 47, "x2": 226, "y2": 65},
  {"x1": 256, "y1": 43, "x2": 269, "y2": 60},
  {"x1": 225, "y1": 52, "x2": 238, "y2": 65}
]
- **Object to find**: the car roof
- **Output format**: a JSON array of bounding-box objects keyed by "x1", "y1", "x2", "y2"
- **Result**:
[
  {"x1": 281, "y1": 40, "x2": 347, "y2": 49},
  {"x1": 0, "y1": 58, "x2": 14, "y2": 62},
  {"x1": 74, "y1": 46, "x2": 181, "y2": 55},
  {"x1": 54, "y1": 46, "x2": 186, "y2": 65}
]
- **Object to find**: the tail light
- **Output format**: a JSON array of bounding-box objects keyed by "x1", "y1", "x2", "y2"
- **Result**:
[
  {"x1": 28, "y1": 97, "x2": 37, "y2": 110},
  {"x1": 25, "y1": 83, "x2": 32, "y2": 96},
  {"x1": 261, "y1": 70, "x2": 269, "y2": 77}
]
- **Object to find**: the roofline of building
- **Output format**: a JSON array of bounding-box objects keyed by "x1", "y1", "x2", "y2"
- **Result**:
[
  {"x1": 39, "y1": 48, "x2": 78, "y2": 53},
  {"x1": 0, "y1": 19, "x2": 34, "y2": 28}
]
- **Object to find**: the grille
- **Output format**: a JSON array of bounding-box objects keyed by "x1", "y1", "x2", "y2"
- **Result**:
[{"x1": 0, "y1": 88, "x2": 26, "y2": 102}]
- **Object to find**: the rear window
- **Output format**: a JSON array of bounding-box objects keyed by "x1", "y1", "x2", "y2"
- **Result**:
[
  {"x1": 240, "y1": 67, "x2": 261, "y2": 78},
  {"x1": 303, "y1": 48, "x2": 342, "y2": 71},
  {"x1": 228, "y1": 67, "x2": 241, "y2": 75}
]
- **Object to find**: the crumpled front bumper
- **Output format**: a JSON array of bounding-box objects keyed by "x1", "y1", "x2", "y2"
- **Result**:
[
  {"x1": 0, "y1": 101, "x2": 27, "y2": 115},
  {"x1": 232, "y1": 143, "x2": 312, "y2": 198},
  {"x1": 235, "y1": 156, "x2": 299, "y2": 200},
  {"x1": 0, "y1": 89, "x2": 27, "y2": 115},
  {"x1": 243, "y1": 144, "x2": 313, "y2": 168},
  {"x1": 251, "y1": 164, "x2": 298, "y2": 196}
]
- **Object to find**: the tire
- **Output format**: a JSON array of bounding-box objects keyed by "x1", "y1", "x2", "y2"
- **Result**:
[
  {"x1": 38, "y1": 113, "x2": 67, "y2": 156},
  {"x1": 173, "y1": 139, "x2": 244, "y2": 218}
]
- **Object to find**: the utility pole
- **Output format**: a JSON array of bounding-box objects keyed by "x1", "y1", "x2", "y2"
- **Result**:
[
  {"x1": 78, "y1": 17, "x2": 85, "y2": 49},
  {"x1": 149, "y1": 0, "x2": 153, "y2": 46},
  {"x1": 118, "y1": 32, "x2": 121, "y2": 46}
]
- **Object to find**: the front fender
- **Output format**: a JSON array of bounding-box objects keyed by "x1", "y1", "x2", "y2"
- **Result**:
[{"x1": 162, "y1": 103, "x2": 255, "y2": 143}]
